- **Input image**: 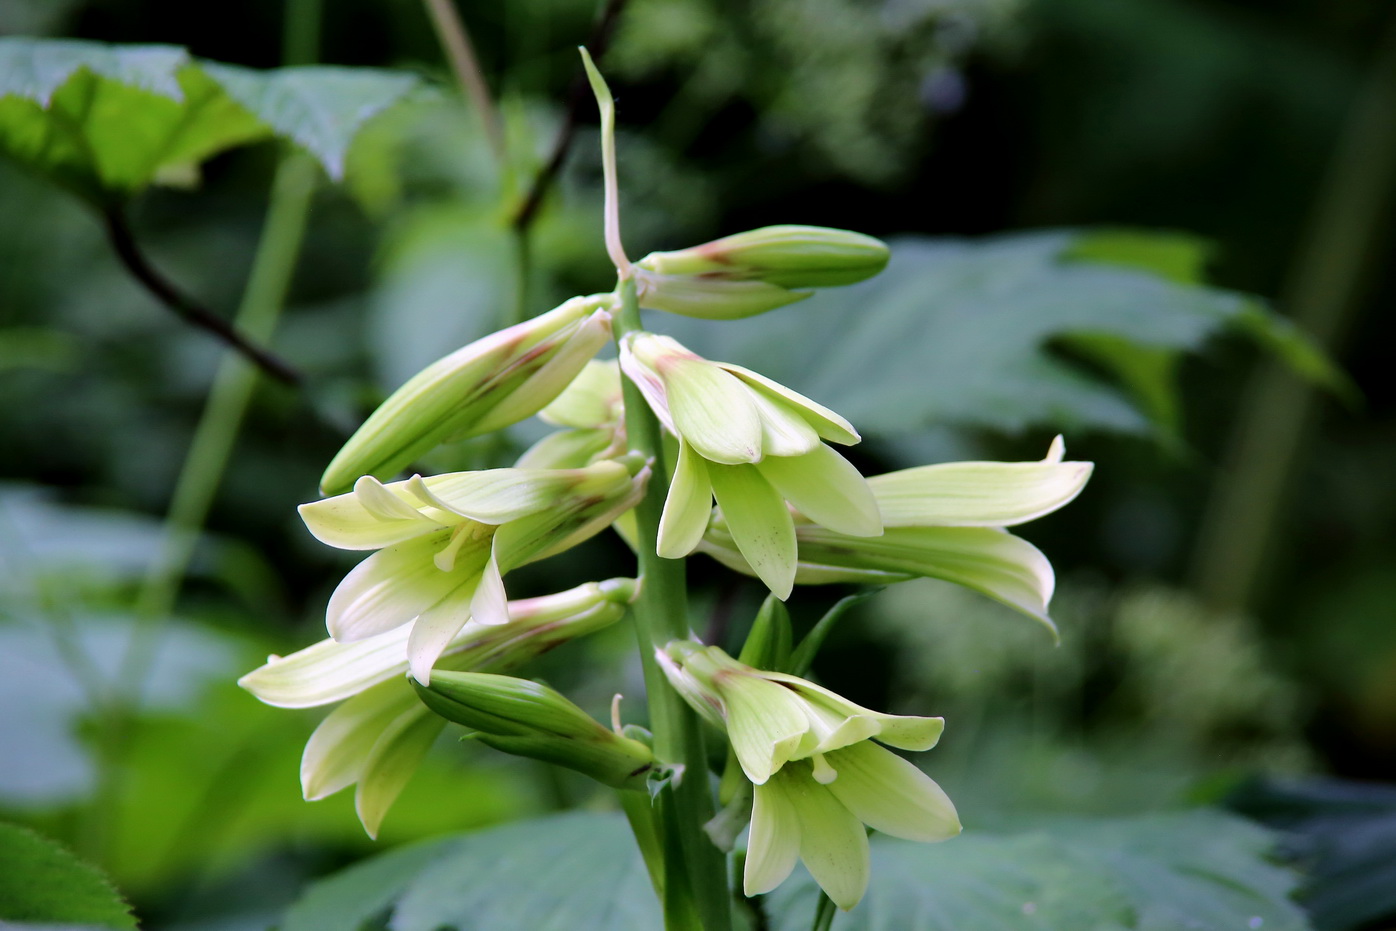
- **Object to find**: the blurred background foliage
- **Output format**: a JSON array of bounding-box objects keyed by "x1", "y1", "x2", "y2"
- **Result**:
[{"x1": 1, "y1": 0, "x2": 1395, "y2": 928}]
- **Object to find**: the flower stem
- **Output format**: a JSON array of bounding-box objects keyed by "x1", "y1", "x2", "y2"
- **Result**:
[
  {"x1": 613, "y1": 277, "x2": 732, "y2": 930},
  {"x1": 810, "y1": 892, "x2": 837, "y2": 931}
]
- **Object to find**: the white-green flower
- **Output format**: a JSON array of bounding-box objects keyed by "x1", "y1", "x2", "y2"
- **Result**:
[
  {"x1": 320, "y1": 294, "x2": 615, "y2": 495},
  {"x1": 238, "y1": 579, "x2": 638, "y2": 837},
  {"x1": 300, "y1": 456, "x2": 648, "y2": 683},
  {"x1": 699, "y1": 438, "x2": 1092, "y2": 632},
  {"x1": 746, "y1": 742, "x2": 960, "y2": 910},
  {"x1": 657, "y1": 641, "x2": 942, "y2": 785},
  {"x1": 620, "y1": 332, "x2": 881, "y2": 599}
]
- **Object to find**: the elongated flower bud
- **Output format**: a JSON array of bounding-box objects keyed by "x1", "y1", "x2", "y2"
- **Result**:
[
  {"x1": 321, "y1": 294, "x2": 615, "y2": 495},
  {"x1": 414, "y1": 671, "x2": 655, "y2": 790},
  {"x1": 634, "y1": 225, "x2": 889, "y2": 319}
]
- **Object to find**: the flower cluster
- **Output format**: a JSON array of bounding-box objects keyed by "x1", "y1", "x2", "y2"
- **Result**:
[{"x1": 238, "y1": 51, "x2": 1094, "y2": 916}]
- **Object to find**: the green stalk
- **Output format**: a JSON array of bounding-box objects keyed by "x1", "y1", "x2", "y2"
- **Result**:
[
  {"x1": 613, "y1": 277, "x2": 732, "y2": 931},
  {"x1": 810, "y1": 892, "x2": 837, "y2": 931}
]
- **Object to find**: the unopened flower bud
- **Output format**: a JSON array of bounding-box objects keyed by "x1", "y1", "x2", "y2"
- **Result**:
[
  {"x1": 321, "y1": 294, "x2": 615, "y2": 495},
  {"x1": 414, "y1": 671, "x2": 655, "y2": 790},
  {"x1": 634, "y1": 225, "x2": 889, "y2": 319}
]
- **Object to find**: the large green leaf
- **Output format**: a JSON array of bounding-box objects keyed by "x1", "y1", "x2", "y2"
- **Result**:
[
  {"x1": 765, "y1": 810, "x2": 1308, "y2": 930},
  {"x1": 0, "y1": 37, "x2": 421, "y2": 204},
  {"x1": 0, "y1": 822, "x2": 135, "y2": 929},
  {"x1": 652, "y1": 229, "x2": 1338, "y2": 442},
  {"x1": 282, "y1": 810, "x2": 661, "y2": 931}
]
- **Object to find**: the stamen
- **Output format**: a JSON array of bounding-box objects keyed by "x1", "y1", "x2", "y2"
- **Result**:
[{"x1": 810, "y1": 752, "x2": 838, "y2": 785}]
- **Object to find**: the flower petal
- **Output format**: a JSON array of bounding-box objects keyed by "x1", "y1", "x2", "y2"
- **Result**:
[
  {"x1": 240, "y1": 626, "x2": 413, "y2": 708},
  {"x1": 410, "y1": 469, "x2": 590, "y2": 524},
  {"x1": 538, "y1": 359, "x2": 623, "y2": 428},
  {"x1": 823, "y1": 742, "x2": 960, "y2": 843},
  {"x1": 327, "y1": 532, "x2": 486, "y2": 642},
  {"x1": 720, "y1": 674, "x2": 811, "y2": 784},
  {"x1": 709, "y1": 463, "x2": 797, "y2": 599},
  {"x1": 744, "y1": 776, "x2": 803, "y2": 896},
  {"x1": 868, "y1": 455, "x2": 1093, "y2": 528},
  {"x1": 299, "y1": 481, "x2": 446, "y2": 551},
  {"x1": 746, "y1": 389, "x2": 820, "y2": 458},
  {"x1": 756, "y1": 445, "x2": 882, "y2": 538},
  {"x1": 780, "y1": 765, "x2": 870, "y2": 910},
  {"x1": 657, "y1": 440, "x2": 713, "y2": 558},
  {"x1": 469, "y1": 547, "x2": 509, "y2": 627},
  {"x1": 300, "y1": 679, "x2": 416, "y2": 800},
  {"x1": 664, "y1": 358, "x2": 764, "y2": 464},
  {"x1": 795, "y1": 525, "x2": 1058, "y2": 635},
  {"x1": 762, "y1": 673, "x2": 945, "y2": 752},
  {"x1": 718, "y1": 364, "x2": 860, "y2": 446},
  {"x1": 354, "y1": 705, "x2": 445, "y2": 839},
  {"x1": 513, "y1": 427, "x2": 613, "y2": 470},
  {"x1": 407, "y1": 576, "x2": 483, "y2": 685}
]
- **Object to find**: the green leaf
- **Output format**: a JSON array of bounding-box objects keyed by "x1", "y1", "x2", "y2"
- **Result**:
[
  {"x1": 0, "y1": 37, "x2": 421, "y2": 204},
  {"x1": 654, "y1": 230, "x2": 1340, "y2": 441},
  {"x1": 0, "y1": 822, "x2": 135, "y2": 928},
  {"x1": 281, "y1": 811, "x2": 662, "y2": 931},
  {"x1": 198, "y1": 63, "x2": 420, "y2": 181},
  {"x1": 1229, "y1": 776, "x2": 1396, "y2": 931},
  {"x1": 766, "y1": 809, "x2": 1309, "y2": 931}
]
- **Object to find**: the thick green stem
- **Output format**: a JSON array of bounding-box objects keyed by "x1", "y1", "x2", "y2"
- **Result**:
[
  {"x1": 810, "y1": 892, "x2": 837, "y2": 931},
  {"x1": 613, "y1": 277, "x2": 732, "y2": 931}
]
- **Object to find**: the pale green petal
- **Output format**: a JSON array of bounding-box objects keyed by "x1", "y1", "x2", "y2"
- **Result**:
[
  {"x1": 762, "y1": 673, "x2": 945, "y2": 752},
  {"x1": 718, "y1": 364, "x2": 860, "y2": 446},
  {"x1": 469, "y1": 548, "x2": 509, "y2": 627},
  {"x1": 757, "y1": 445, "x2": 882, "y2": 537},
  {"x1": 513, "y1": 427, "x2": 613, "y2": 469},
  {"x1": 240, "y1": 625, "x2": 413, "y2": 708},
  {"x1": 745, "y1": 389, "x2": 820, "y2": 458},
  {"x1": 298, "y1": 482, "x2": 445, "y2": 551},
  {"x1": 823, "y1": 742, "x2": 961, "y2": 843},
  {"x1": 410, "y1": 468, "x2": 588, "y2": 524},
  {"x1": 868, "y1": 457, "x2": 1093, "y2": 528},
  {"x1": 327, "y1": 532, "x2": 487, "y2": 642},
  {"x1": 795, "y1": 525, "x2": 1057, "y2": 635},
  {"x1": 709, "y1": 463, "x2": 797, "y2": 599},
  {"x1": 617, "y1": 337, "x2": 678, "y2": 436},
  {"x1": 781, "y1": 765, "x2": 871, "y2": 910},
  {"x1": 721, "y1": 673, "x2": 811, "y2": 784},
  {"x1": 354, "y1": 705, "x2": 445, "y2": 839},
  {"x1": 407, "y1": 576, "x2": 482, "y2": 684},
  {"x1": 665, "y1": 358, "x2": 764, "y2": 464},
  {"x1": 657, "y1": 440, "x2": 713, "y2": 558},
  {"x1": 538, "y1": 359, "x2": 622, "y2": 428},
  {"x1": 744, "y1": 776, "x2": 803, "y2": 896},
  {"x1": 300, "y1": 679, "x2": 416, "y2": 800}
]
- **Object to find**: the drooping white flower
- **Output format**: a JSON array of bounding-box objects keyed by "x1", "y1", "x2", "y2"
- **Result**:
[
  {"x1": 699, "y1": 438, "x2": 1093, "y2": 632},
  {"x1": 299, "y1": 457, "x2": 648, "y2": 682},
  {"x1": 620, "y1": 332, "x2": 881, "y2": 598}
]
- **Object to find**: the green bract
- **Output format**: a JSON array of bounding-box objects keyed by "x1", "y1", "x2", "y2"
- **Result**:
[
  {"x1": 320, "y1": 294, "x2": 616, "y2": 495},
  {"x1": 620, "y1": 331, "x2": 881, "y2": 598},
  {"x1": 699, "y1": 438, "x2": 1092, "y2": 632},
  {"x1": 414, "y1": 671, "x2": 655, "y2": 791},
  {"x1": 633, "y1": 225, "x2": 890, "y2": 319},
  {"x1": 299, "y1": 456, "x2": 649, "y2": 682}
]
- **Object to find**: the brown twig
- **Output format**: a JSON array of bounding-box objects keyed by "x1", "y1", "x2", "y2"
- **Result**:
[
  {"x1": 423, "y1": 0, "x2": 507, "y2": 166},
  {"x1": 512, "y1": 0, "x2": 628, "y2": 232},
  {"x1": 100, "y1": 208, "x2": 302, "y2": 386}
]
